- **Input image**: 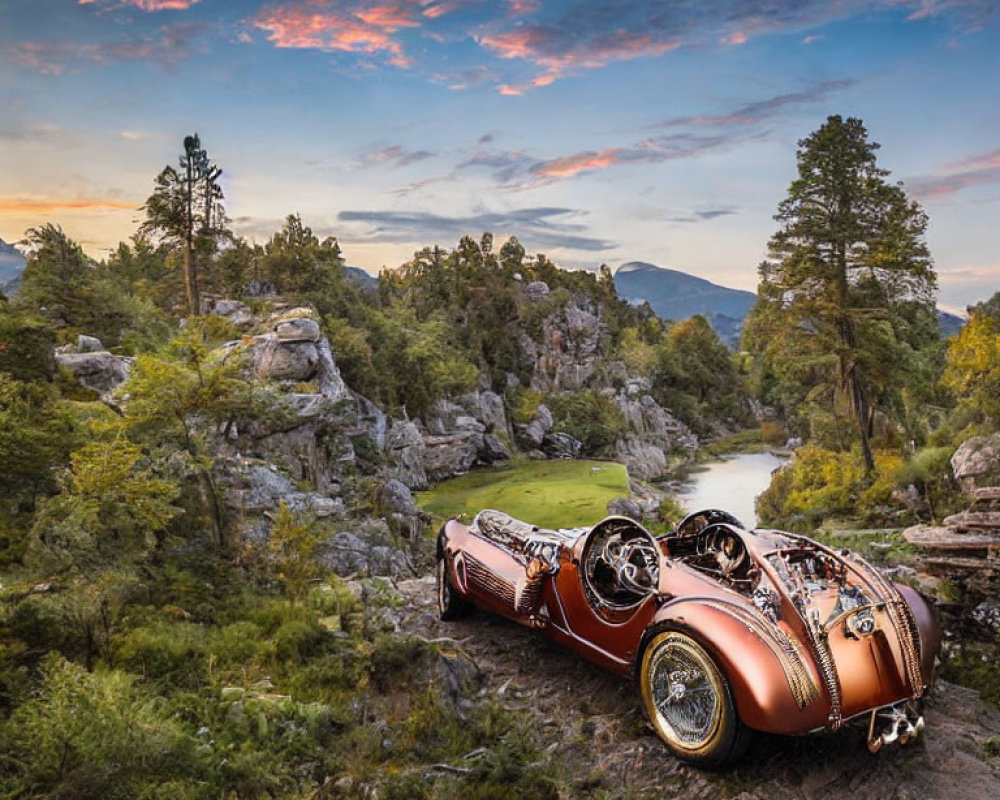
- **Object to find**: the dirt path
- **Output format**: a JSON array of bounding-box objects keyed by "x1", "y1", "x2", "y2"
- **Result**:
[{"x1": 397, "y1": 576, "x2": 1000, "y2": 800}]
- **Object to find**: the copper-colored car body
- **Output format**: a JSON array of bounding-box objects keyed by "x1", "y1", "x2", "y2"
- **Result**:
[{"x1": 436, "y1": 508, "x2": 941, "y2": 766}]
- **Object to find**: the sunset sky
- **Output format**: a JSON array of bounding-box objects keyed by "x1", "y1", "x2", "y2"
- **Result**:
[{"x1": 1, "y1": 0, "x2": 997, "y2": 310}]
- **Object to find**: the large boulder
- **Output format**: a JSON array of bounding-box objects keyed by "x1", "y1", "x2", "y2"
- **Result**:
[
  {"x1": 607, "y1": 497, "x2": 643, "y2": 522},
  {"x1": 204, "y1": 298, "x2": 254, "y2": 328},
  {"x1": 479, "y1": 433, "x2": 511, "y2": 464},
  {"x1": 56, "y1": 351, "x2": 133, "y2": 394},
  {"x1": 423, "y1": 431, "x2": 482, "y2": 481},
  {"x1": 515, "y1": 403, "x2": 554, "y2": 448},
  {"x1": 952, "y1": 433, "x2": 1000, "y2": 488},
  {"x1": 542, "y1": 432, "x2": 583, "y2": 459},
  {"x1": 377, "y1": 478, "x2": 429, "y2": 540},
  {"x1": 76, "y1": 334, "x2": 103, "y2": 353}
]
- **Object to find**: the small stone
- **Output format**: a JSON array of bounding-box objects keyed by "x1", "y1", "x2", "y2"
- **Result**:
[{"x1": 76, "y1": 334, "x2": 104, "y2": 353}]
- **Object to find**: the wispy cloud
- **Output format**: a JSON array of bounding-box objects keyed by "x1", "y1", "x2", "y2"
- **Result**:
[
  {"x1": 474, "y1": 1, "x2": 993, "y2": 92},
  {"x1": 655, "y1": 79, "x2": 856, "y2": 129},
  {"x1": 908, "y1": 148, "x2": 1000, "y2": 198},
  {"x1": 0, "y1": 196, "x2": 137, "y2": 214},
  {"x1": 79, "y1": 0, "x2": 204, "y2": 10},
  {"x1": 252, "y1": 1, "x2": 431, "y2": 67},
  {"x1": 457, "y1": 81, "x2": 851, "y2": 189},
  {"x1": 667, "y1": 208, "x2": 740, "y2": 223},
  {"x1": 338, "y1": 207, "x2": 618, "y2": 251},
  {"x1": 352, "y1": 144, "x2": 436, "y2": 169},
  {"x1": 0, "y1": 122, "x2": 65, "y2": 143},
  {"x1": 6, "y1": 23, "x2": 210, "y2": 72}
]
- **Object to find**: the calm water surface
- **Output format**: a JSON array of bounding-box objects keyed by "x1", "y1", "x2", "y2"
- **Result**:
[{"x1": 679, "y1": 452, "x2": 786, "y2": 529}]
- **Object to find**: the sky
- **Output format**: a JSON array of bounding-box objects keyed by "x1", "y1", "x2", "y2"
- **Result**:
[{"x1": 1, "y1": 0, "x2": 998, "y2": 312}]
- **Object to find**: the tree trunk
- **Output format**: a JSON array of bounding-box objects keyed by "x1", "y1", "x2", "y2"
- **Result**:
[{"x1": 850, "y1": 370, "x2": 876, "y2": 475}]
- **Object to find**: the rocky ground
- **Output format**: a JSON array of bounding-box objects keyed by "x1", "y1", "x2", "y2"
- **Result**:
[{"x1": 394, "y1": 575, "x2": 1000, "y2": 800}]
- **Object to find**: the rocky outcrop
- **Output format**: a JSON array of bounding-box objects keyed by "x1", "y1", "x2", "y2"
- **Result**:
[
  {"x1": 319, "y1": 519, "x2": 414, "y2": 579},
  {"x1": 423, "y1": 432, "x2": 482, "y2": 482},
  {"x1": 607, "y1": 497, "x2": 643, "y2": 522},
  {"x1": 542, "y1": 432, "x2": 582, "y2": 459},
  {"x1": 377, "y1": 478, "x2": 429, "y2": 540},
  {"x1": 611, "y1": 378, "x2": 698, "y2": 479},
  {"x1": 952, "y1": 433, "x2": 1000, "y2": 489},
  {"x1": 56, "y1": 348, "x2": 133, "y2": 395},
  {"x1": 521, "y1": 295, "x2": 619, "y2": 393},
  {"x1": 385, "y1": 420, "x2": 428, "y2": 490},
  {"x1": 515, "y1": 403, "x2": 553, "y2": 448},
  {"x1": 221, "y1": 461, "x2": 345, "y2": 539}
]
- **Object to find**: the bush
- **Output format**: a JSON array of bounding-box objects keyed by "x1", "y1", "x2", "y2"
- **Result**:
[
  {"x1": 0, "y1": 654, "x2": 207, "y2": 799},
  {"x1": 548, "y1": 390, "x2": 627, "y2": 453}
]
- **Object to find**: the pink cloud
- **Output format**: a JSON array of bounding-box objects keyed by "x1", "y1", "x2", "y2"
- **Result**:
[
  {"x1": 909, "y1": 148, "x2": 1000, "y2": 198},
  {"x1": 479, "y1": 27, "x2": 680, "y2": 92},
  {"x1": 253, "y1": 1, "x2": 426, "y2": 67},
  {"x1": 532, "y1": 149, "x2": 623, "y2": 179},
  {"x1": 723, "y1": 31, "x2": 748, "y2": 45}
]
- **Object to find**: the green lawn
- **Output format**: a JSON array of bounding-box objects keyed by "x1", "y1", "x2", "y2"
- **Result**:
[{"x1": 416, "y1": 459, "x2": 630, "y2": 529}]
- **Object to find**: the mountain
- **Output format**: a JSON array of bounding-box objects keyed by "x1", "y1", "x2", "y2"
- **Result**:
[
  {"x1": 937, "y1": 310, "x2": 965, "y2": 339},
  {"x1": 614, "y1": 260, "x2": 965, "y2": 348},
  {"x1": 345, "y1": 265, "x2": 378, "y2": 291},
  {"x1": 613, "y1": 261, "x2": 756, "y2": 347},
  {"x1": 0, "y1": 237, "x2": 27, "y2": 296}
]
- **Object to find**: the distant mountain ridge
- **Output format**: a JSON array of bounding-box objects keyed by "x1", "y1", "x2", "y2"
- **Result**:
[
  {"x1": 0, "y1": 237, "x2": 27, "y2": 295},
  {"x1": 613, "y1": 261, "x2": 757, "y2": 347},
  {"x1": 613, "y1": 260, "x2": 964, "y2": 347}
]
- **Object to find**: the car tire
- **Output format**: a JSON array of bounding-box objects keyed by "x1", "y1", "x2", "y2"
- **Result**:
[
  {"x1": 436, "y1": 549, "x2": 469, "y2": 621},
  {"x1": 639, "y1": 630, "x2": 750, "y2": 768}
]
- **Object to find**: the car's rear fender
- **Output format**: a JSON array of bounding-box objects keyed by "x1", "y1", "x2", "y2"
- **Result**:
[{"x1": 639, "y1": 599, "x2": 829, "y2": 735}]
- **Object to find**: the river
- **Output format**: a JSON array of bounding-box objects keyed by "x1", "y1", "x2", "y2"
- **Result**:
[{"x1": 678, "y1": 451, "x2": 786, "y2": 529}]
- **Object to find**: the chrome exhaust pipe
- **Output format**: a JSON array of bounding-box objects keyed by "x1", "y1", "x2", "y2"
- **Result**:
[{"x1": 866, "y1": 704, "x2": 924, "y2": 753}]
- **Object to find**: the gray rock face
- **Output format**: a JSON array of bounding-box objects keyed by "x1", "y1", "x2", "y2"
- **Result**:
[
  {"x1": 386, "y1": 420, "x2": 428, "y2": 490},
  {"x1": 523, "y1": 296, "x2": 609, "y2": 393},
  {"x1": 524, "y1": 280, "x2": 550, "y2": 300},
  {"x1": 222, "y1": 461, "x2": 344, "y2": 540},
  {"x1": 319, "y1": 520, "x2": 413, "y2": 578},
  {"x1": 378, "y1": 478, "x2": 429, "y2": 540},
  {"x1": 516, "y1": 403, "x2": 553, "y2": 448},
  {"x1": 275, "y1": 317, "x2": 321, "y2": 343},
  {"x1": 76, "y1": 334, "x2": 103, "y2": 353},
  {"x1": 542, "y1": 432, "x2": 583, "y2": 459},
  {"x1": 612, "y1": 380, "x2": 698, "y2": 479},
  {"x1": 607, "y1": 497, "x2": 643, "y2": 522},
  {"x1": 56, "y1": 351, "x2": 133, "y2": 394},
  {"x1": 423, "y1": 431, "x2": 482, "y2": 481},
  {"x1": 205, "y1": 298, "x2": 254, "y2": 328},
  {"x1": 952, "y1": 433, "x2": 1000, "y2": 486},
  {"x1": 479, "y1": 434, "x2": 511, "y2": 464}
]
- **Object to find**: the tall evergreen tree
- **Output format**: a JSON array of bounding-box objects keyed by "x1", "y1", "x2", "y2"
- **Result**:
[
  {"x1": 743, "y1": 115, "x2": 936, "y2": 472},
  {"x1": 141, "y1": 134, "x2": 226, "y2": 316}
]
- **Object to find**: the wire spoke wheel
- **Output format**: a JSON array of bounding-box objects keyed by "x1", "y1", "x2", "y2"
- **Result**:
[
  {"x1": 436, "y1": 546, "x2": 468, "y2": 621},
  {"x1": 640, "y1": 631, "x2": 747, "y2": 766}
]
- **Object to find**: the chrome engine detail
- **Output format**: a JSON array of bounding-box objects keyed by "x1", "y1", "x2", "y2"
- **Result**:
[{"x1": 866, "y1": 702, "x2": 926, "y2": 753}]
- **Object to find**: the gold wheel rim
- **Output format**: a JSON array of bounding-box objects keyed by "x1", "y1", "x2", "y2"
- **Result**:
[{"x1": 641, "y1": 632, "x2": 725, "y2": 753}]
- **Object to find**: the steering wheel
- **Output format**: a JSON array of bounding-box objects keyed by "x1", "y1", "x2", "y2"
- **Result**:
[{"x1": 601, "y1": 534, "x2": 659, "y2": 594}]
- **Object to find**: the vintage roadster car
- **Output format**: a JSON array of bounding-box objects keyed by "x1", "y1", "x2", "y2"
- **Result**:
[{"x1": 436, "y1": 509, "x2": 941, "y2": 767}]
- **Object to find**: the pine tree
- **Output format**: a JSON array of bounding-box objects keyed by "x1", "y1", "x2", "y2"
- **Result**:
[
  {"x1": 743, "y1": 115, "x2": 937, "y2": 472},
  {"x1": 141, "y1": 134, "x2": 226, "y2": 316}
]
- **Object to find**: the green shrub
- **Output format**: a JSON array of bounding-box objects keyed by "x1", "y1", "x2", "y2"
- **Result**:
[
  {"x1": 548, "y1": 390, "x2": 627, "y2": 453},
  {"x1": 0, "y1": 654, "x2": 207, "y2": 799}
]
